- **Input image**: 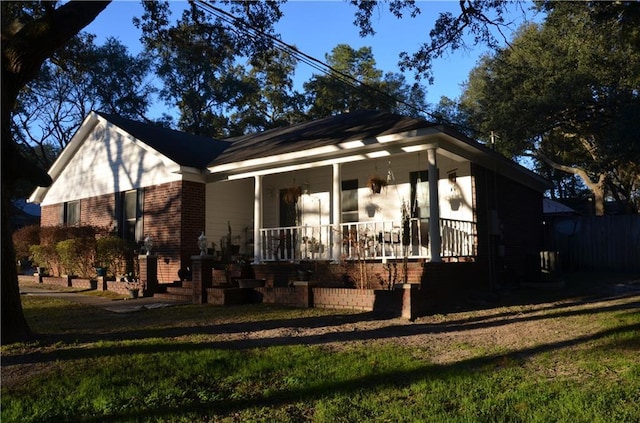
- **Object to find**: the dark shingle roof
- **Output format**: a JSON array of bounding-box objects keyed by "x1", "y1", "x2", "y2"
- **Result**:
[
  {"x1": 96, "y1": 112, "x2": 230, "y2": 168},
  {"x1": 211, "y1": 110, "x2": 437, "y2": 166}
]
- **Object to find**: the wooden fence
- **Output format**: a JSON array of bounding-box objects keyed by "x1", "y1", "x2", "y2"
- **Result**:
[{"x1": 551, "y1": 215, "x2": 640, "y2": 272}]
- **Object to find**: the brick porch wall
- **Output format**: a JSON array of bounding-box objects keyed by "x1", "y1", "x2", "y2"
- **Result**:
[
  {"x1": 144, "y1": 181, "x2": 205, "y2": 282},
  {"x1": 312, "y1": 287, "x2": 376, "y2": 311},
  {"x1": 253, "y1": 260, "x2": 426, "y2": 289}
]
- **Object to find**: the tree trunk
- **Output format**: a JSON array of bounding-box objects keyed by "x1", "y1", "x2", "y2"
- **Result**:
[
  {"x1": 1, "y1": 1, "x2": 111, "y2": 344},
  {"x1": 1, "y1": 185, "x2": 32, "y2": 343}
]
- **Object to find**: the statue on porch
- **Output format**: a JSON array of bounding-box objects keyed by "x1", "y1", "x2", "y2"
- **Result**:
[
  {"x1": 144, "y1": 234, "x2": 154, "y2": 255},
  {"x1": 198, "y1": 231, "x2": 207, "y2": 256}
]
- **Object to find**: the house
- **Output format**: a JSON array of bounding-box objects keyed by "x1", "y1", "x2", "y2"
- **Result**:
[{"x1": 29, "y1": 110, "x2": 551, "y2": 308}]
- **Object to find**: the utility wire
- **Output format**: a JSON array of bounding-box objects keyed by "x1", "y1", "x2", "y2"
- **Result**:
[
  {"x1": 194, "y1": 1, "x2": 442, "y2": 120},
  {"x1": 193, "y1": 1, "x2": 492, "y2": 142}
]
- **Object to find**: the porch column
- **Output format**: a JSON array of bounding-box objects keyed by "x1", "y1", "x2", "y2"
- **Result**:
[
  {"x1": 427, "y1": 146, "x2": 442, "y2": 262},
  {"x1": 332, "y1": 163, "x2": 342, "y2": 261},
  {"x1": 253, "y1": 175, "x2": 263, "y2": 263}
]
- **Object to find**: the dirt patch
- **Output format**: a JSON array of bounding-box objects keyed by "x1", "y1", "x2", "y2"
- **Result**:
[{"x1": 3, "y1": 277, "x2": 639, "y2": 389}]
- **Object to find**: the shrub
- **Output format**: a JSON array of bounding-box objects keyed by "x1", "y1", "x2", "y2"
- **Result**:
[
  {"x1": 96, "y1": 236, "x2": 132, "y2": 278},
  {"x1": 29, "y1": 244, "x2": 58, "y2": 275},
  {"x1": 56, "y1": 237, "x2": 97, "y2": 278},
  {"x1": 12, "y1": 224, "x2": 41, "y2": 260}
]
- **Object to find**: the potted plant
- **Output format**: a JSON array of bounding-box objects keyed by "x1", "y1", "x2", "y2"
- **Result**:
[
  {"x1": 367, "y1": 175, "x2": 388, "y2": 194},
  {"x1": 124, "y1": 272, "x2": 142, "y2": 299},
  {"x1": 283, "y1": 185, "x2": 302, "y2": 204}
]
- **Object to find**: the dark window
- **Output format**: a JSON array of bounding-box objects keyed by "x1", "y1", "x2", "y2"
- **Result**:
[
  {"x1": 61, "y1": 200, "x2": 80, "y2": 226},
  {"x1": 117, "y1": 190, "x2": 143, "y2": 241},
  {"x1": 341, "y1": 179, "x2": 358, "y2": 222},
  {"x1": 410, "y1": 170, "x2": 430, "y2": 219}
]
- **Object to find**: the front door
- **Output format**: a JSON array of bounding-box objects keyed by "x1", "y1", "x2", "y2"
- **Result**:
[{"x1": 279, "y1": 190, "x2": 298, "y2": 260}]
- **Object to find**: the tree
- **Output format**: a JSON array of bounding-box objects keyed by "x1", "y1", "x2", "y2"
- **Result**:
[
  {"x1": 304, "y1": 44, "x2": 428, "y2": 118},
  {"x1": 459, "y1": 2, "x2": 640, "y2": 214},
  {"x1": 229, "y1": 48, "x2": 307, "y2": 134},
  {"x1": 13, "y1": 34, "x2": 155, "y2": 170},
  {"x1": 2, "y1": 0, "x2": 111, "y2": 344}
]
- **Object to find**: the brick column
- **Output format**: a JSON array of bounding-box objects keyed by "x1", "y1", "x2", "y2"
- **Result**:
[
  {"x1": 401, "y1": 283, "x2": 419, "y2": 320},
  {"x1": 191, "y1": 255, "x2": 214, "y2": 304},
  {"x1": 139, "y1": 255, "x2": 158, "y2": 296}
]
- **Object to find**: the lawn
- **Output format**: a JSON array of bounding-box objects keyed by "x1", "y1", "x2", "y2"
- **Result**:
[{"x1": 2, "y1": 274, "x2": 639, "y2": 422}]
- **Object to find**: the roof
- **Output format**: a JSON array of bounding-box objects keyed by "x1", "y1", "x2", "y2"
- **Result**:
[
  {"x1": 96, "y1": 112, "x2": 230, "y2": 168},
  {"x1": 212, "y1": 110, "x2": 437, "y2": 165},
  {"x1": 543, "y1": 198, "x2": 580, "y2": 215}
]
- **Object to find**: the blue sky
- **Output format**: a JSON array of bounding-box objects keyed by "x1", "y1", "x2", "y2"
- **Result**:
[{"x1": 86, "y1": 1, "x2": 538, "y2": 116}]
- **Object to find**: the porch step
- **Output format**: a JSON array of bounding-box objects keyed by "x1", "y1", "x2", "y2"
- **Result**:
[
  {"x1": 153, "y1": 285, "x2": 192, "y2": 302},
  {"x1": 153, "y1": 291, "x2": 192, "y2": 302}
]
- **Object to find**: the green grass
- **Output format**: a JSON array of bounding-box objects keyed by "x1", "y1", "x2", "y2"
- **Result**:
[{"x1": 2, "y1": 281, "x2": 639, "y2": 422}]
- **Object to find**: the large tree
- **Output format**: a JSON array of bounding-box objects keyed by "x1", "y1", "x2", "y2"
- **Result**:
[
  {"x1": 2, "y1": 0, "x2": 527, "y2": 344},
  {"x1": 13, "y1": 35, "x2": 155, "y2": 170},
  {"x1": 2, "y1": 1, "x2": 111, "y2": 344},
  {"x1": 459, "y1": 2, "x2": 640, "y2": 214},
  {"x1": 304, "y1": 44, "x2": 428, "y2": 118}
]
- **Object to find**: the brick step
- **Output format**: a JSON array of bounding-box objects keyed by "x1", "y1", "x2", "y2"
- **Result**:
[
  {"x1": 153, "y1": 292, "x2": 192, "y2": 302},
  {"x1": 165, "y1": 286, "x2": 192, "y2": 295}
]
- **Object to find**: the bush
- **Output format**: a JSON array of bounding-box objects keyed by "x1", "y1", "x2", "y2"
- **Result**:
[
  {"x1": 29, "y1": 244, "x2": 57, "y2": 275},
  {"x1": 56, "y1": 238, "x2": 97, "y2": 278},
  {"x1": 12, "y1": 225, "x2": 40, "y2": 260},
  {"x1": 96, "y1": 236, "x2": 133, "y2": 278},
  {"x1": 22, "y1": 225, "x2": 105, "y2": 277}
]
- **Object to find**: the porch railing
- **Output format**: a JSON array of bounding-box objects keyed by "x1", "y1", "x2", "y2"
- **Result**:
[{"x1": 259, "y1": 218, "x2": 476, "y2": 262}]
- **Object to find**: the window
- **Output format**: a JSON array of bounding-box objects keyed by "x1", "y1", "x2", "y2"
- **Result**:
[
  {"x1": 117, "y1": 190, "x2": 143, "y2": 241},
  {"x1": 341, "y1": 179, "x2": 358, "y2": 222},
  {"x1": 410, "y1": 170, "x2": 430, "y2": 219},
  {"x1": 60, "y1": 200, "x2": 80, "y2": 226}
]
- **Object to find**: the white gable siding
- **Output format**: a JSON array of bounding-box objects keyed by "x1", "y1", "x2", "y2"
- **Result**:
[{"x1": 41, "y1": 123, "x2": 182, "y2": 206}]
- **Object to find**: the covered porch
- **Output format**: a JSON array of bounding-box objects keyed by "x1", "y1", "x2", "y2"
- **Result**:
[{"x1": 206, "y1": 143, "x2": 478, "y2": 265}]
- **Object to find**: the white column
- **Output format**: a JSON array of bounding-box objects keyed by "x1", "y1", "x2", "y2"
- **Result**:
[
  {"x1": 253, "y1": 175, "x2": 263, "y2": 263},
  {"x1": 427, "y1": 146, "x2": 441, "y2": 262},
  {"x1": 332, "y1": 163, "x2": 342, "y2": 261}
]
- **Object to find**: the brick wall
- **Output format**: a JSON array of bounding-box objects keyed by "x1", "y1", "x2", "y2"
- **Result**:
[
  {"x1": 180, "y1": 181, "x2": 206, "y2": 274},
  {"x1": 472, "y1": 164, "x2": 544, "y2": 286},
  {"x1": 39, "y1": 180, "x2": 207, "y2": 283},
  {"x1": 253, "y1": 261, "x2": 425, "y2": 289},
  {"x1": 81, "y1": 193, "x2": 116, "y2": 228},
  {"x1": 142, "y1": 181, "x2": 203, "y2": 282},
  {"x1": 313, "y1": 287, "x2": 376, "y2": 311}
]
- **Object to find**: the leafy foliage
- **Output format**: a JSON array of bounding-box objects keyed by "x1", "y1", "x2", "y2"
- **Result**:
[
  {"x1": 304, "y1": 44, "x2": 427, "y2": 118},
  {"x1": 459, "y1": 2, "x2": 640, "y2": 214}
]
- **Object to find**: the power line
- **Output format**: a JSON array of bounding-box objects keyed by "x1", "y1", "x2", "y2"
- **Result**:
[{"x1": 193, "y1": 0, "x2": 439, "y2": 119}]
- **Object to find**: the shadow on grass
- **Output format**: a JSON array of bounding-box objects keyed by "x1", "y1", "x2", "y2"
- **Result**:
[
  {"x1": 71, "y1": 322, "x2": 640, "y2": 422},
  {"x1": 4, "y1": 295, "x2": 639, "y2": 367}
]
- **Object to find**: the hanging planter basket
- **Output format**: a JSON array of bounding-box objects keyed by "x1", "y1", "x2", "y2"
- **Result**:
[
  {"x1": 367, "y1": 176, "x2": 388, "y2": 194},
  {"x1": 283, "y1": 186, "x2": 302, "y2": 204}
]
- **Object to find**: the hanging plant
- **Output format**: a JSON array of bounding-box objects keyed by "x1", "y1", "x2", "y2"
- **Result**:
[
  {"x1": 367, "y1": 175, "x2": 388, "y2": 194},
  {"x1": 283, "y1": 185, "x2": 302, "y2": 204}
]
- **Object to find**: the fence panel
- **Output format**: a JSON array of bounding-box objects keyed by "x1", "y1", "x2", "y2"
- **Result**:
[{"x1": 553, "y1": 215, "x2": 640, "y2": 272}]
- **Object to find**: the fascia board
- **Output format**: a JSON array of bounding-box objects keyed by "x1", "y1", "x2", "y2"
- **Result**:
[{"x1": 207, "y1": 127, "x2": 443, "y2": 178}]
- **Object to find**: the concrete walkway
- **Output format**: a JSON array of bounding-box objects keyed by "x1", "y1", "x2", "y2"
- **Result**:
[{"x1": 20, "y1": 286, "x2": 189, "y2": 313}]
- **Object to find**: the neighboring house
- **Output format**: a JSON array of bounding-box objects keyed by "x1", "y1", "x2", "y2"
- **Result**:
[{"x1": 29, "y1": 110, "x2": 551, "y2": 291}]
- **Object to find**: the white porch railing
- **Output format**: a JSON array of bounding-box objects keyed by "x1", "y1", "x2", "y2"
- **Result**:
[{"x1": 259, "y1": 218, "x2": 476, "y2": 262}]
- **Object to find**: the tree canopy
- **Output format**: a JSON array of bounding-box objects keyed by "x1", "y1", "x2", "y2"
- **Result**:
[{"x1": 458, "y1": 1, "x2": 640, "y2": 214}]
